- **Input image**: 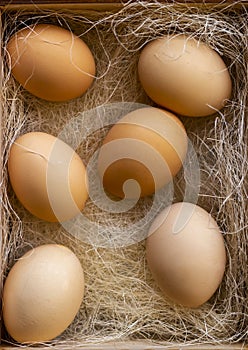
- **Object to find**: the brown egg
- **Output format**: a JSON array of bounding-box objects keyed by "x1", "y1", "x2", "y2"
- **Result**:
[
  {"x1": 7, "y1": 24, "x2": 95, "y2": 101},
  {"x1": 146, "y1": 202, "x2": 226, "y2": 308},
  {"x1": 8, "y1": 132, "x2": 88, "y2": 222},
  {"x1": 3, "y1": 244, "x2": 84, "y2": 343},
  {"x1": 138, "y1": 34, "x2": 232, "y2": 117},
  {"x1": 97, "y1": 107, "x2": 188, "y2": 198}
]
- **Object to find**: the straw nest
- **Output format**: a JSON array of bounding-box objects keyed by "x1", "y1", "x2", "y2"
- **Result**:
[{"x1": 1, "y1": 1, "x2": 248, "y2": 347}]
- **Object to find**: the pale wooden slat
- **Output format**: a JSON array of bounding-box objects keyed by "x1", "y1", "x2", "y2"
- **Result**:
[{"x1": 0, "y1": 342, "x2": 248, "y2": 350}]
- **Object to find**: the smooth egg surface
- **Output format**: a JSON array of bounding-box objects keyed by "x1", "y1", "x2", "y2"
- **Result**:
[
  {"x1": 8, "y1": 132, "x2": 88, "y2": 222},
  {"x1": 2, "y1": 244, "x2": 85, "y2": 343},
  {"x1": 97, "y1": 107, "x2": 188, "y2": 198},
  {"x1": 146, "y1": 202, "x2": 226, "y2": 308},
  {"x1": 7, "y1": 24, "x2": 96, "y2": 101},
  {"x1": 138, "y1": 34, "x2": 232, "y2": 117}
]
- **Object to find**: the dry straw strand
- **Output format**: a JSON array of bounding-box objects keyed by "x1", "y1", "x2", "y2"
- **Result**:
[{"x1": 1, "y1": 1, "x2": 248, "y2": 347}]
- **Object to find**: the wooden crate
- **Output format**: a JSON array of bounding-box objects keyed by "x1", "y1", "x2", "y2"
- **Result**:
[{"x1": 0, "y1": 1, "x2": 247, "y2": 349}]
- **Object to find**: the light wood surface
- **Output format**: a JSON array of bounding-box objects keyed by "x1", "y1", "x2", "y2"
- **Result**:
[{"x1": 0, "y1": 342, "x2": 248, "y2": 350}]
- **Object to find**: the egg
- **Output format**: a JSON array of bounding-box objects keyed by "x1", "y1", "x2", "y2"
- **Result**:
[
  {"x1": 146, "y1": 202, "x2": 226, "y2": 308},
  {"x1": 8, "y1": 132, "x2": 88, "y2": 222},
  {"x1": 2, "y1": 244, "x2": 84, "y2": 343},
  {"x1": 138, "y1": 34, "x2": 232, "y2": 117},
  {"x1": 7, "y1": 24, "x2": 95, "y2": 101},
  {"x1": 97, "y1": 107, "x2": 188, "y2": 198}
]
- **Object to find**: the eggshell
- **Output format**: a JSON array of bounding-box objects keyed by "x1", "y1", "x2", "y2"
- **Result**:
[
  {"x1": 7, "y1": 24, "x2": 95, "y2": 101},
  {"x1": 97, "y1": 107, "x2": 188, "y2": 198},
  {"x1": 2, "y1": 244, "x2": 84, "y2": 343},
  {"x1": 8, "y1": 132, "x2": 88, "y2": 222},
  {"x1": 138, "y1": 34, "x2": 232, "y2": 117},
  {"x1": 146, "y1": 202, "x2": 226, "y2": 308}
]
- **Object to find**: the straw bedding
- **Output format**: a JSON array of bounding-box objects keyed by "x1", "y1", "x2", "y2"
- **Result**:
[{"x1": 1, "y1": 1, "x2": 248, "y2": 347}]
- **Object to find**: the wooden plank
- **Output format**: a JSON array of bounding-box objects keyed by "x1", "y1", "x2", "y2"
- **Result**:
[
  {"x1": 0, "y1": 0, "x2": 122, "y2": 3},
  {"x1": 1, "y1": 0, "x2": 248, "y2": 11},
  {"x1": 0, "y1": 343, "x2": 248, "y2": 350},
  {"x1": 1, "y1": 0, "x2": 248, "y2": 4},
  {"x1": 0, "y1": 2, "x2": 124, "y2": 10}
]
